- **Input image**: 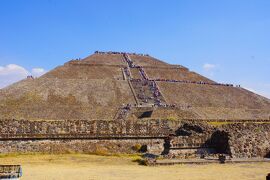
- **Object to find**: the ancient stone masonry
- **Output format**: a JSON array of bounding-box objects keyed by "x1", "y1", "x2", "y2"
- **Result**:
[
  {"x1": 221, "y1": 123, "x2": 270, "y2": 158},
  {"x1": 0, "y1": 119, "x2": 178, "y2": 139},
  {"x1": 162, "y1": 122, "x2": 216, "y2": 158},
  {"x1": 0, "y1": 139, "x2": 164, "y2": 154},
  {"x1": 160, "y1": 121, "x2": 270, "y2": 159},
  {"x1": 0, "y1": 119, "x2": 177, "y2": 154},
  {"x1": 0, "y1": 119, "x2": 270, "y2": 158}
]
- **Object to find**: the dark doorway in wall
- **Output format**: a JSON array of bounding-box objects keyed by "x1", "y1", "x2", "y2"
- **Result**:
[
  {"x1": 265, "y1": 150, "x2": 270, "y2": 158},
  {"x1": 209, "y1": 130, "x2": 230, "y2": 154}
]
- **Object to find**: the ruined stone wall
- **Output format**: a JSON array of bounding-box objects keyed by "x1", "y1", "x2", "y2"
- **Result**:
[
  {"x1": 222, "y1": 123, "x2": 270, "y2": 158},
  {"x1": 0, "y1": 139, "x2": 164, "y2": 155},
  {"x1": 0, "y1": 119, "x2": 180, "y2": 139},
  {"x1": 0, "y1": 119, "x2": 270, "y2": 158},
  {"x1": 166, "y1": 122, "x2": 215, "y2": 158},
  {"x1": 0, "y1": 119, "x2": 173, "y2": 154},
  {"x1": 171, "y1": 122, "x2": 214, "y2": 147},
  {"x1": 168, "y1": 122, "x2": 270, "y2": 159}
]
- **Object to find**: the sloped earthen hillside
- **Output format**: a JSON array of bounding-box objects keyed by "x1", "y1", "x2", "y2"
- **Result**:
[{"x1": 0, "y1": 52, "x2": 269, "y2": 121}]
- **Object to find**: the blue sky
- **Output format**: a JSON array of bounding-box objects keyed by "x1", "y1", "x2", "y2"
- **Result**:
[{"x1": 0, "y1": 0, "x2": 269, "y2": 98}]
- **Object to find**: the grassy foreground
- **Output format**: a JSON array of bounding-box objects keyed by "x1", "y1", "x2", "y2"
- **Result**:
[{"x1": 0, "y1": 154, "x2": 269, "y2": 180}]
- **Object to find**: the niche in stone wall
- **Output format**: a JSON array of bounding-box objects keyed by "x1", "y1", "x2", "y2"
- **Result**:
[
  {"x1": 209, "y1": 130, "x2": 230, "y2": 154},
  {"x1": 265, "y1": 150, "x2": 270, "y2": 158}
]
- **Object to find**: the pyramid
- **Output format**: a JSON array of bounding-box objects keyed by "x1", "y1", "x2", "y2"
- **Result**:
[{"x1": 0, "y1": 51, "x2": 269, "y2": 121}]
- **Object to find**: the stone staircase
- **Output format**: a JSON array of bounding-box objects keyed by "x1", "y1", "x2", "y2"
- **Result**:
[
  {"x1": 122, "y1": 53, "x2": 166, "y2": 106},
  {"x1": 116, "y1": 53, "x2": 169, "y2": 121},
  {"x1": 130, "y1": 80, "x2": 166, "y2": 106}
]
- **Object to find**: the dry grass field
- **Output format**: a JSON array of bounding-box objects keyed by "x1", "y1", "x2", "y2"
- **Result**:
[{"x1": 0, "y1": 154, "x2": 269, "y2": 180}]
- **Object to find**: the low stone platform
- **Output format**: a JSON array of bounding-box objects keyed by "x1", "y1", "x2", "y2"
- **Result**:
[{"x1": 146, "y1": 158, "x2": 270, "y2": 166}]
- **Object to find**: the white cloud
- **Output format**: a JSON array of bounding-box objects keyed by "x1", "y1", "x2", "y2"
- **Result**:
[
  {"x1": 203, "y1": 63, "x2": 217, "y2": 71},
  {"x1": 202, "y1": 63, "x2": 218, "y2": 77},
  {"x1": 0, "y1": 64, "x2": 30, "y2": 88},
  {"x1": 31, "y1": 68, "x2": 46, "y2": 77},
  {"x1": 0, "y1": 64, "x2": 46, "y2": 89},
  {"x1": 0, "y1": 64, "x2": 29, "y2": 76}
]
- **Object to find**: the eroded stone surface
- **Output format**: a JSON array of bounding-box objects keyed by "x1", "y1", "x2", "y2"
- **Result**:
[{"x1": 0, "y1": 119, "x2": 269, "y2": 159}]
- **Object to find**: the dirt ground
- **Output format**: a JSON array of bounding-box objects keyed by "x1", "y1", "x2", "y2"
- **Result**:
[{"x1": 0, "y1": 154, "x2": 269, "y2": 180}]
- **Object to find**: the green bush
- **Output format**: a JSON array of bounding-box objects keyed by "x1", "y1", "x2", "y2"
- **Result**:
[{"x1": 167, "y1": 116, "x2": 177, "y2": 121}]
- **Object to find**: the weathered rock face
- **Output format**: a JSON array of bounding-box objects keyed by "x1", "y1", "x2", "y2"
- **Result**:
[{"x1": 221, "y1": 123, "x2": 270, "y2": 158}]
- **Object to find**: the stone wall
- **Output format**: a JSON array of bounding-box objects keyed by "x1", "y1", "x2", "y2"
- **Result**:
[
  {"x1": 0, "y1": 139, "x2": 164, "y2": 154},
  {"x1": 221, "y1": 123, "x2": 270, "y2": 158},
  {"x1": 165, "y1": 122, "x2": 270, "y2": 159},
  {"x1": 166, "y1": 122, "x2": 215, "y2": 158},
  {"x1": 0, "y1": 119, "x2": 180, "y2": 139},
  {"x1": 0, "y1": 119, "x2": 179, "y2": 155},
  {"x1": 0, "y1": 119, "x2": 270, "y2": 158}
]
